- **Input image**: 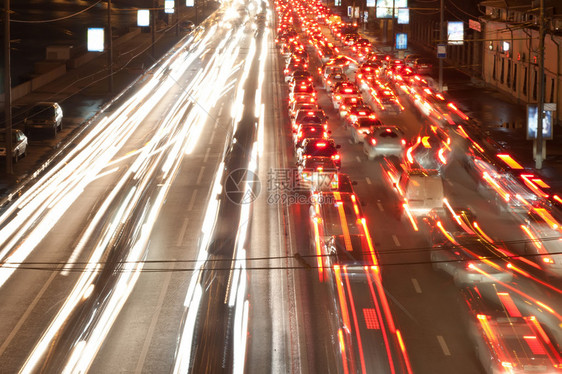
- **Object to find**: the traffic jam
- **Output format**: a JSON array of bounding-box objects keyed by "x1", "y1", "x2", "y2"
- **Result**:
[{"x1": 276, "y1": 0, "x2": 562, "y2": 372}]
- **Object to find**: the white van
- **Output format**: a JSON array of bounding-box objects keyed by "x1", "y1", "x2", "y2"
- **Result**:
[{"x1": 397, "y1": 169, "x2": 444, "y2": 216}]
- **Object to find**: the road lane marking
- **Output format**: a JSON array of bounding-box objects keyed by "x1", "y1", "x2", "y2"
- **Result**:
[
  {"x1": 377, "y1": 202, "x2": 384, "y2": 211},
  {"x1": 437, "y1": 335, "x2": 451, "y2": 356},
  {"x1": 218, "y1": 104, "x2": 224, "y2": 118},
  {"x1": 365, "y1": 177, "x2": 372, "y2": 185},
  {"x1": 0, "y1": 271, "x2": 58, "y2": 357},
  {"x1": 392, "y1": 234, "x2": 400, "y2": 247},
  {"x1": 196, "y1": 166, "x2": 206, "y2": 185},
  {"x1": 411, "y1": 278, "x2": 422, "y2": 294},
  {"x1": 203, "y1": 147, "x2": 211, "y2": 163},
  {"x1": 209, "y1": 129, "x2": 216, "y2": 144},
  {"x1": 176, "y1": 218, "x2": 190, "y2": 247},
  {"x1": 187, "y1": 189, "x2": 198, "y2": 211},
  {"x1": 355, "y1": 156, "x2": 361, "y2": 163},
  {"x1": 135, "y1": 263, "x2": 174, "y2": 373}
]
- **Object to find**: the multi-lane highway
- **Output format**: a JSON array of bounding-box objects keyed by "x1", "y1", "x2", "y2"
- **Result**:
[{"x1": 0, "y1": 0, "x2": 561, "y2": 373}]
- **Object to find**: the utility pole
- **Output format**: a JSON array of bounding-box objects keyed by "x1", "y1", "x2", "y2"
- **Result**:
[
  {"x1": 4, "y1": 0, "x2": 12, "y2": 174},
  {"x1": 175, "y1": 0, "x2": 179, "y2": 36},
  {"x1": 107, "y1": 0, "x2": 113, "y2": 93},
  {"x1": 391, "y1": 0, "x2": 395, "y2": 52},
  {"x1": 438, "y1": 0, "x2": 444, "y2": 92},
  {"x1": 535, "y1": 0, "x2": 546, "y2": 169},
  {"x1": 152, "y1": 0, "x2": 156, "y2": 58}
]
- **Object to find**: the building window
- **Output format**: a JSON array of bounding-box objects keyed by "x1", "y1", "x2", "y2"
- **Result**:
[
  {"x1": 500, "y1": 58, "x2": 505, "y2": 83},
  {"x1": 550, "y1": 78, "x2": 555, "y2": 103},
  {"x1": 533, "y1": 69, "x2": 538, "y2": 100},
  {"x1": 507, "y1": 60, "x2": 511, "y2": 87},
  {"x1": 512, "y1": 64, "x2": 517, "y2": 91},
  {"x1": 523, "y1": 67, "x2": 528, "y2": 95},
  {"x1": 492, "y1": 56, "x2": 497, "y2": 80}
]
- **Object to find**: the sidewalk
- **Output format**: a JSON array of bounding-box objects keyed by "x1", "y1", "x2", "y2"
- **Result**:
[{"x1": 0, "y1": 6, "x2": 217, "y2": 201}]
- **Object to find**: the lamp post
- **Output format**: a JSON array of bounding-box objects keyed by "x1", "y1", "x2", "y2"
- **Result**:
[
  {"x1": 107, "y1": 0, "x2": 113, "y2": 93},
  {"x1": 438, "y1": 0, "x2": 444, "y2": 92},
  {"x1": 536, "y1": 0, "x2": 546, "y2": 169},
  {"x1": 4, "y1": 0, "x2": 12, "y2": 174}
]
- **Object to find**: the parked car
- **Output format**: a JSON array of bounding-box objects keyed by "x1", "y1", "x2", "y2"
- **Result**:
[
  {"x1": 24, "y1": 102, "x2": 63, "y2": 137},
  {"x1": 0, "y1": 129, "x2": 28, "y2": 162}
]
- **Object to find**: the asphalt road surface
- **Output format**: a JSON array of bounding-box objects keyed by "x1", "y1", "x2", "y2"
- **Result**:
[{"x1": 0, "y1": 0, "x2": 561, "y2": 373}]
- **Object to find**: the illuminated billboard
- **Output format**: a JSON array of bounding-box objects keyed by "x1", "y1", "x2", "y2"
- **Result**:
[
  {"x1": 137, "y1": 10, "x2": 150, "y2": 27},
  {"x1": 396, "y1": 33, "x2": 407, "y2": 50},
  {"x1": 165, "y1": 0, "x2": 174, "y2": 13},
  {"x1": 87, "y1": 28, "x2": 104, "y2": 52},
  {"x1": 527, "y1": 105, "x2": 553, "y2": 140},
  {"x1": 397, "y1": 8, "x2": 409, "y2": 24},
  {"x1": 447, "y1": 21, "x2": 464, "y2": 45},
  {"x1": 376, "y1": 0, "x2": 407, "y2": 19}
]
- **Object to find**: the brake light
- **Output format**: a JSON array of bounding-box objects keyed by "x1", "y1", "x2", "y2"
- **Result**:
[
  {"x1": 344, "y1": 88, "x2": 353, "y2": 93},
  {"x1": 370, "y1": 138, "x2": 377, "y2": 145},
  {"x1": 357, "y1": 74, "x2": 363, "y2": 78},
  {"x1": 336, "y1": 95, "x2": 341, "y2": 100},
  {"x1": 332, "y1": 154, "x2": 340, "y2": 160},
  {"x1": 359, "y1": 111, "x2": 366, "y2": 115},
  {"x1": 316, "y1": 142, "x2": 327, "y2": 148},
  {"x1": 466, "y1": 262, "x2": 477, "y2": 271},
  {"x1": 401, "y1": 139, "x2": 406, "y2": 146}
]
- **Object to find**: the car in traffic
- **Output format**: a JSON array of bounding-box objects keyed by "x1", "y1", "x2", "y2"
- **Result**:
[
  {"x1": 343, "y1": 105, "x2": 376, "y2": 127},
  {"x1": 298, "y1": 156, "x2": 339, "y2": 191},
  {"x1": 331, "y1": 82, "x2": 360, "y2": 109},
  {"x1": 324, "y1": 72, "x2": 347, "y2": 91},
  {"x1": 370, "y1": 85, "x2": 403, "y2": 114},
  {"x1": 404, "y1": 54, "x2": 423, "y2": 67},
  {"x1": 363, "y1": 125, "x2": 406, "y2": 159},
  {"x1": 429, "y1": 233, "x2": 514, "y2": 286},
  {"x1": 338, "y1": 95, "x2": 364, "y2": 118},
  {"x1": 520, "y1": 208, "x2": 562, "y2": 277},
  {"x1": 412, "y1": 57, "x2": 434, "y2": 75},
  {"x1": 0, "y1": 129, "x2": 28, "y2": 162},
  {"x1": 297, "y1": 138, "x2": 341, "y2": 168},
  {"x1": 384, "y1": 164, "x2": 445, "y2": 217},
  {"x1": 288, "y1": 101, "x2": 319, "y2": 119},
  {"x1": 289, "y1": 82, "x2": 316, "y2": 102},
  {"x1": 348, "y1": 117, "x2": 382, "y2": 144},
  {"x1": 293, "y1": 123, "x2": 329, "y2": 148},
  {"x1": 461, "y1": 287, "x2": 562, "y2": 374},
  {"x1": 292, "y1": 109, "x2": 328, "y2": 130},
  {"x1": 24, "y1": 102, "x2": 63, "y2": 137}
]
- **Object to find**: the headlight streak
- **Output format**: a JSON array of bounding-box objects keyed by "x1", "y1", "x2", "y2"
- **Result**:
[
  {"x1": 175, "y1": 10, "x2": 266, "y2": 372},
  {"x1": 17, "y1": 16, "x2": 251, "y2": 373}
]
